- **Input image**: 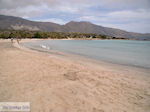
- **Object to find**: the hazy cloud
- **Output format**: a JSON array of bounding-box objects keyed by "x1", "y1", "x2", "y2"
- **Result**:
[{"x1": 35, "y1": 18, "x2": 67, "y2": 25}]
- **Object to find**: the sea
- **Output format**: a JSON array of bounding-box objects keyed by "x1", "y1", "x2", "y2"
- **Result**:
[{"x1": 22, "y1": 40, "x2": 150, "y2": 70}]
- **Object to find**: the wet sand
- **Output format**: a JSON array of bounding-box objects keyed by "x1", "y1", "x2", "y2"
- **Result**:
[{"x1": 0, "y1": 39, "x2": 150, "y2": 112}]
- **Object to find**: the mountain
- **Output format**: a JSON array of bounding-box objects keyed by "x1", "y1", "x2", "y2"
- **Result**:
[
  {"x1": 64, "y1": 21, "x2": 150, "y2": 40},
  {"x1": 0, "y1": 15, "x2": 150, "y2": 40}
]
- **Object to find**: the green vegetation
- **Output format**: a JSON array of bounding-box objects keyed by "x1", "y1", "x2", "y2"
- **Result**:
[{"x1": 0, "y1": 30, "x2": 125, "y2": 39}]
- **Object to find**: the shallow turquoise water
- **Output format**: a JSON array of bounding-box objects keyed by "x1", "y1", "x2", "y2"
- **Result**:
[{"x1": 23, "y1": 40, "x2": 150, "y2": 69}]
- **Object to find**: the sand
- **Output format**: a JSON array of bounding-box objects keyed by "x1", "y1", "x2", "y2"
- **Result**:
[{"x1": 0, "y1": 39, "x2": 150, "y2": 112}]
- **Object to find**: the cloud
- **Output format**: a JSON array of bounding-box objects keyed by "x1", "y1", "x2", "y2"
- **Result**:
[
  {"x1": 35, "y1": 18, "x2": 67, "y2": 25},
  {"x1": 108, "y1": 9, "x2": 150, "y2": 20},
  {"x1": 78, "y1": 9, "x2": 150, "y2": 22},
  {"x1": 77, "y1": 9, "x2": 150, "y2": 33},
  {"x1": 0, "y1": 5, "x2": 47, "y2": 18},
  {"x1": 0, "y1": 0, "x2": 60, "y2": 9},
  {"x1": 0, "y1": 0, "x2": 82, "y2": 18},
  {"x1": 0, "y1": 0, "x2": 149, "y2": 17}
]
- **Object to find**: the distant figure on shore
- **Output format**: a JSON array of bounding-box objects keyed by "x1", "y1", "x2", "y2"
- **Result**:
[
  {"x1": 11, "y1": 37, "x2": 21, "y2": 44},
  {"x1": 17, "y1": 39, "x2": 19, "y2": 44},
  {"x1": 11, "y1": 38, "x2": 13, "y2": 43},
  {"x1": 16, "y1": 38, "x2": 21, "y2": 44}
]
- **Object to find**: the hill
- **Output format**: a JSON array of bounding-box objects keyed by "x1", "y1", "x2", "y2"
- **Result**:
[{"x1": 0, "y1": 15, "x2": 150, "y2": 40}]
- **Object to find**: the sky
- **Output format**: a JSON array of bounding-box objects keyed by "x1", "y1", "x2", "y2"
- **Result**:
[{"x1": 0, "y1": 0, "x2": 150, "y2": 33}]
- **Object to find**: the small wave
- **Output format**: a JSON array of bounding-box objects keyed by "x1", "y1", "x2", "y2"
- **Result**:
[{"x1": 40, "y1": 45, "x2": 50, "y2": 50}]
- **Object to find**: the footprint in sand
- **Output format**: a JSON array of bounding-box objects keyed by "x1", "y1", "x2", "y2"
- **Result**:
[{"x1": 64, "y1": 71, "x2": 78, "y2": 81}]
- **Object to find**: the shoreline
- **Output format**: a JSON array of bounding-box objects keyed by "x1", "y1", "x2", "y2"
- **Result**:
[
  {"x1": 21, "y1": 39, "x2": 150, "y2": 76},
  {"x1": 1, "y1": 37, "x2": 149, "y2": 41},
  {"x1": 0, "y1": 39, "x2": 150, "y2": 112}
]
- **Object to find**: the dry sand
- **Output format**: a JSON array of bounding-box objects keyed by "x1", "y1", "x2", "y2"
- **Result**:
[{"x1": 0, "y1": 39, "x2": 150, "y2": 112}]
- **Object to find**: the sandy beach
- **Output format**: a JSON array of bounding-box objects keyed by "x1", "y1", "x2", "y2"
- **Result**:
[{"x1": 0, "y1": 39, "x2": 150, "y2": 112}]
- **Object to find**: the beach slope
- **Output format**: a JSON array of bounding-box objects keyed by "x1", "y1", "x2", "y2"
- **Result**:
[{"x1": 0, "y1": 40, "x2": 150, "y2": 112}]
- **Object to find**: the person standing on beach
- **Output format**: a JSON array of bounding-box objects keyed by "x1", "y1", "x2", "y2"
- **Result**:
[
  {"x1": 10, "y1": 32, "x2": 16, "y2": 44},
  {"x1": 11, "y1": 38, "x2": 13, "y2": 43},
  {"x1": 10, "y1": 31, "x2": 21, "y2": 44},
  {"x1": 17, "y1": 38, "x2": 21, "y2": 44},
  {"x1": 17, "y1": 38, "x2": 19, "y2": 44}
]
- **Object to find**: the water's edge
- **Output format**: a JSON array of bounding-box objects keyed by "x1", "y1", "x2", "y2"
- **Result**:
[{"x1": 21, "y1": 40, "x2": 150, "y2": 76}]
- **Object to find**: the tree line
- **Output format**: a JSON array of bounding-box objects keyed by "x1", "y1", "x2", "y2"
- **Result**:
[{"x1": 0, "y1": 30, "x2": 125, "y2": 39}]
